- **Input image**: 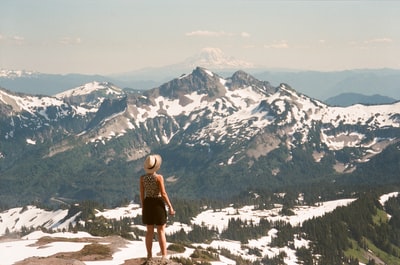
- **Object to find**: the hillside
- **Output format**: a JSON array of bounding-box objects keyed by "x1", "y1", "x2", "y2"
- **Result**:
[
  {"x1": 1, "y1": 192, "x2": 399, "y2": 265},
  {"x1": 0, "y1": 67, "x2": 400, "y2": 207}
]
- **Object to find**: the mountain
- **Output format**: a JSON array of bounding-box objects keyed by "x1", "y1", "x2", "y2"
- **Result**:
[
  {"x1": 324, "y1": 92, "x2": 398, "y2": 107},
  {"x1": 0, "y1": 69, "x2": 39, "y2": 78},
  {"x1": 180, "y1": 47, "x2": 254, "y2": 70},
  {"x1": 109, "y1": 47, "x2": 255, "y2": 87},
  {"x1": 55, "y1": 81, "x2": 125, "y2": 108},
  {"x1": 0, "y1": 67, "x2": 400, "y2": 207},
  {"x1": 0, "y1": 70, "x2": 128, "y2": 96},
  {"x1": 253, "y1": 68, "x2": 400, "y2": 101},
  {"x1": 0, "y1": 48, "x2": 254, "y2": 95},
  {"x1": 2, "y1": 53, "x2": 400, "y2": 102}
]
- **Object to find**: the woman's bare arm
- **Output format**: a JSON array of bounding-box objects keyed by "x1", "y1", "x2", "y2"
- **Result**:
[
  {"x1": 157, "y1": 174, "x2": 175, "y2": 215},
  {"x1": 139, "y1": 176, "x2": 145, "y2": 207}
]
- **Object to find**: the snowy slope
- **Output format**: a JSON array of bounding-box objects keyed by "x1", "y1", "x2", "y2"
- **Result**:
[
  {"x1": 126, "y1": 69, "x2": 400, "y2": 153},
  {"x1": 182, "y1": 47, "x2": 254, "y2": 69},
  {"x1": 0, "y1": 88, "x2": 92, "y2": 120},
  {"x1": 2, "y1": 68, "x2": 399, "y2": 152},
  {"x1": 0, "y1": 89, "x2": 65, "y2": 115},
  {"x1": 0, "y1": 81, "x2": 123, "y2": 119},
  {"x1": 1, "y1": 193, "x2": 399, "y2": 265},
  {"x1": 0, "y1": 69, "x2": 37, "y2": 78},
  {"x1": 0, "y1": 205, "x2": 78, "y2": 235},
  {"x1": 55, "y1": 81, "x2": 123, "y2": 98},
  {"x1": 1, "y1": 68, "x2": 400, "y2": 205}
]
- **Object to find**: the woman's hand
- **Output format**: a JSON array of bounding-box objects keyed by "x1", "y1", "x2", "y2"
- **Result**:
[{"x1": 169, "y1": 208, "x2": 175, "y2": 216}]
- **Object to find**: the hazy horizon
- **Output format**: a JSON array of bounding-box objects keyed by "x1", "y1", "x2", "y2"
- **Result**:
[{"x1": 1, "y1": 0, "x2": 399, "y2": 75}]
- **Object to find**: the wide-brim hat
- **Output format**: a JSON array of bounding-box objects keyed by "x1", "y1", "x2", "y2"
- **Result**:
[{"x1": 144, "y1": 154, "x2": 162, "y2": 174}]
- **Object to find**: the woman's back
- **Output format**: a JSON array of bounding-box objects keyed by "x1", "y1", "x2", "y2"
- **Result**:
[{"x1": 143, "y1": 174, "x2": 160, "y2": 198}]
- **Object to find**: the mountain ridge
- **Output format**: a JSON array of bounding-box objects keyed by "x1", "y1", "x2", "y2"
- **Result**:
[
  {"x1": 0, "y1": 67, "x2": 399, "y2": 206},
  {"x1": 325, "y1": 92, "x2": 398, "y2": 106},
  {"x1": 2, "y1": 49, "x2": 400, "y2": 101}
]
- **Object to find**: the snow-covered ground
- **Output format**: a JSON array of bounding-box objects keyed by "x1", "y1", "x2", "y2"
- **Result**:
[{"x1": 0, "y1": 192, "x2": 398, "y2": 265}]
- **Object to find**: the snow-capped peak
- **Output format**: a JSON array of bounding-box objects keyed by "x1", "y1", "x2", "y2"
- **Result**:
[
  {"x1": 183, "y1": 47, "x2": 254, "y2": 69},
  {"x1": 55, "y1": 81, "x2": 123, "y2": 98},
  {"x1": 0, "y1": 69, "x2": 38, "y2": 79},
  {"x1": 0, "y1": 88, "x2": 66, "y2": 115}
]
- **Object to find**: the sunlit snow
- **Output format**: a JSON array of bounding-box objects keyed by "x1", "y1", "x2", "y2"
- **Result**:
[
  {"x1": 0, "y1": 195, "x2": 378, "y2": 265},
  {"x1": 55, "y1": 81, "x2": 123, "y2": 98}
]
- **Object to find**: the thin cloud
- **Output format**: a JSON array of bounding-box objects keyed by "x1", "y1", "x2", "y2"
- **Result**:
[
  {"x1": 240, "y1": 32, "x2": 251, "y2": 38},
  {"x1": 364, "y1": 38, "x2": 393, "y2": 44},
  {"x1": 349, "y1": 38, "x2": 393, "y2": 49},
  {"x1": 186, "y1": 30, "x2": 249, "y2": 38},
  {"x1": 59, "y1": 37, "x2": 82, "y2": 45},
  {"x1": 185, "y1": 30, "x2": 233, "y2": 37},
  {"x1": 12, "y1": 35, "x2": 24, "y2": 45},
  {"x1": 0, "y1": 34, "x2": 24, "y2": 45},
  {"x1": 264, "y1": 40, "x2": 289, "y2": 49}
]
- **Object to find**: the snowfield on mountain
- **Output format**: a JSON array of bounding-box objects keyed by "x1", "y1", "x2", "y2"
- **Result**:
[{"x1": 1, "y1": 67, "x2": 399, "y2": 205}]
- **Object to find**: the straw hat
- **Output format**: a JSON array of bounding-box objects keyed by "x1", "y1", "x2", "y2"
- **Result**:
[{"x1": 144, "y1": 154, "x2": 162, "y2": 174}]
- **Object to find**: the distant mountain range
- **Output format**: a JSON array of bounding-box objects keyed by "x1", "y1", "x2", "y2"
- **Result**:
[
  {"x1": 1, "y1": 48, "x2": 399, "y2": 104},
  {"x1": 1, "y1": 67, "x2": 399, "y2": 207},
  {"x1": 325, "y1": 92, "x2": 398, "y2": 107},
  {"x1": 251, "y1": 68, "x2": 400, "y2": 102}
]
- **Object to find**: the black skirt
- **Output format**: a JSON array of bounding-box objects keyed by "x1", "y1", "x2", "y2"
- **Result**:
[{"x1": 142, "y1": 197, "x2": 167, "y2": 225}]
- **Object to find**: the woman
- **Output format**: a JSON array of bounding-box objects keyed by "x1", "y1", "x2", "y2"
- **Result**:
[{"x1": 140, "y1": 154, "x2": 175, "y2": 261}]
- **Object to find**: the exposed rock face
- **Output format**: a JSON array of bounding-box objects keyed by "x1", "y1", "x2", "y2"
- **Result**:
[{"x1": 1, "y1": 67, "x2": 400, "y2": 205}]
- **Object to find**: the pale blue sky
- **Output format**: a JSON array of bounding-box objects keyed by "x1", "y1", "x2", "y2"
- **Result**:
[{"x1": 1, "y1": 0, "x2": 399, "y2": 74}]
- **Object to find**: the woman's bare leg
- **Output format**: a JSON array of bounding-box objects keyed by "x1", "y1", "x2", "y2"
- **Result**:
[
  {"x1": 157, "y1": 224, "x2": 167, "y2": 257},
  {"x1": 146, "y1": 225, "x2": 154, "y2": 258}
]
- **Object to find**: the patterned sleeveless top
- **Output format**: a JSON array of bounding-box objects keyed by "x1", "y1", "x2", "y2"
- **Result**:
[{"x1": 143, "y1": 174, "x2": 161, "y2": 198}]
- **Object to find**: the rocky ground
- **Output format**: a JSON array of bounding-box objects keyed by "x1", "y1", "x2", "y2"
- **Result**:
[
  {"x1": 11, "y1": 236, "x2": 182, "y2": 265},
  {"x1": 15, "y1": 257, "x2": 181, "y2": 265}
]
